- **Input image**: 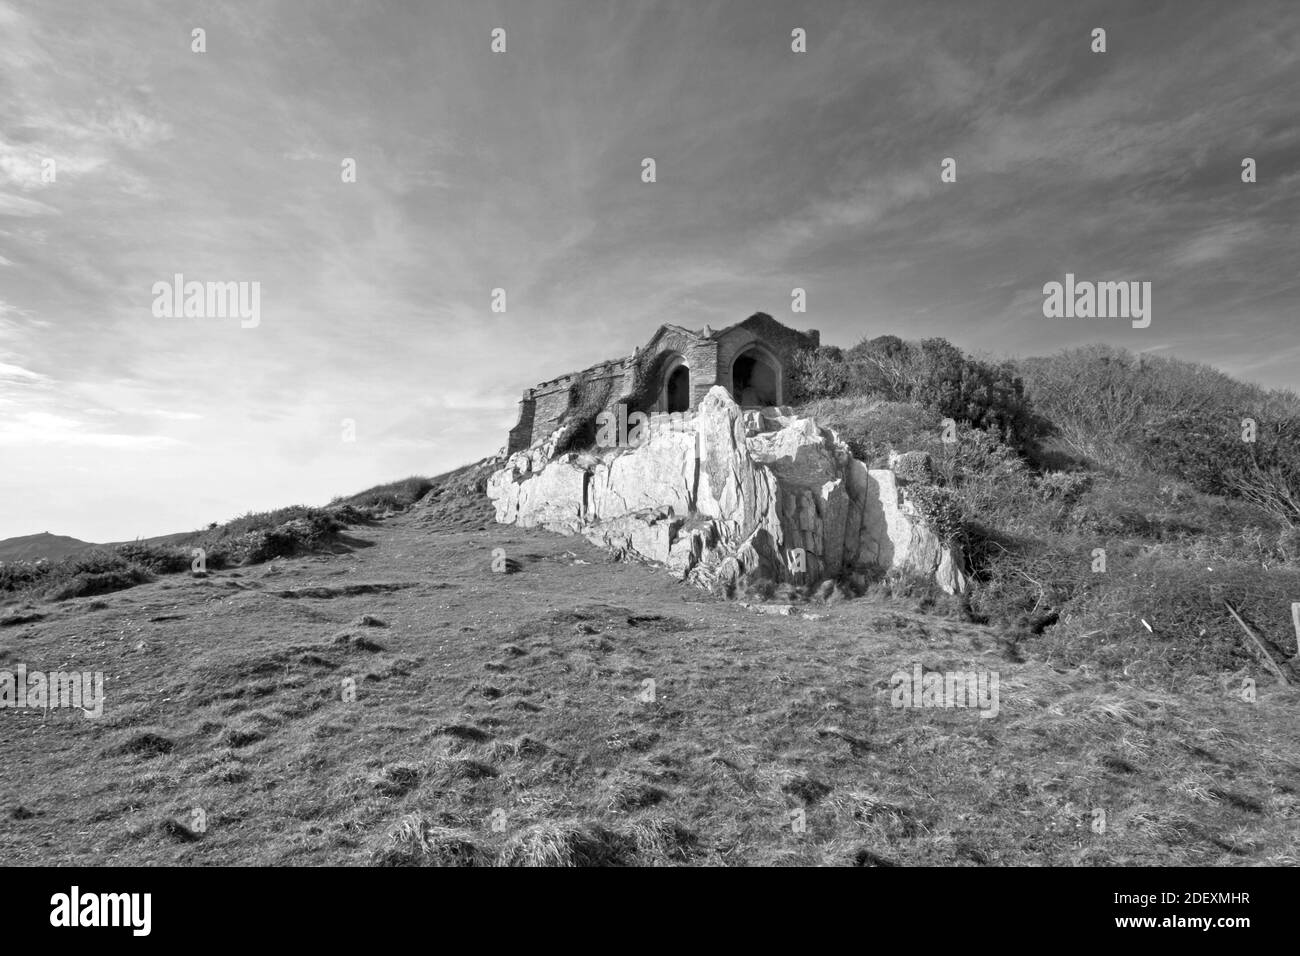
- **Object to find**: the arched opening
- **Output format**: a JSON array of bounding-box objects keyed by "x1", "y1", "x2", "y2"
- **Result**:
[
  {"x1": 656, "y1": 353, "x2": 690, "y2": 413},
  {"x1": 666, "y1": 365, "x2": 690, "y2": 413},
  {"x1": 731, "y1": 347, "x2": 781, "y2": 407}
]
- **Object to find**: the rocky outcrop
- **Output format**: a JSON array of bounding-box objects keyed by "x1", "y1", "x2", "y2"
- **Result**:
[{"x1": 487, "y1": 387, "x2": 966, "y2": 594}]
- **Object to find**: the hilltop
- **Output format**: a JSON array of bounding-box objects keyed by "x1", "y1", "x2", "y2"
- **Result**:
[{"x1": 0, "y1": 532, "x2": 96, "y2": 564}]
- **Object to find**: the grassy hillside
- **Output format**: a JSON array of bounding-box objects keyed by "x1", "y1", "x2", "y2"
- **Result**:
[
  {"x1": 2, "y1": 505, "x2": 1295, "y2": 866},
  {"x1": 4, "y1": 340, "x2": 1298, "y2": 866},
  {"x1": 0, "y1": 464, "x2": 494, "y2": 607},
  {"x1": 8, "y1": 336, "x2": 1297, "y2": 694},
  {"x1": 791, "y1": 337, "x2": 1300, "y2": 691}
]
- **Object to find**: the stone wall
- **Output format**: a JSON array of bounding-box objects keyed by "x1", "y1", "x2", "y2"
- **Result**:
[
  {"x1": 516, "y1": 361, "x2": 629, "y2": 451},
  {"x1": 685, "y1": 339, "x2": 719, "y2": 408},
  {"x1": 505, "y1": 314, "x2": 820, "y2": 453},
  {"x1": 506, "y1": 394, "x2": 536, "y2": 455}
]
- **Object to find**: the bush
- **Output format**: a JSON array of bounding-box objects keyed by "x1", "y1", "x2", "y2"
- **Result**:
[
  {"x1": 0, "y1": 560, "x2": 49, "y2": 593},
  {"x1": 891, "y1": 451, "x2": 933, "y2": 484},
  {"x1": 843, "y1": 336, "x2": 1043, "y2": 449},
  {"x1": 1066, "y1": 475, "x2": 1280, "y2": 549},
  {"x1": 963, "y1": 532, "x2": 1113, "y2": 632},
  {"x1": 907, "y1": 484, "x2": 964, "y2": 543},
  {"x1": 338, "y1": 477, "x2": 434, "y2": 512},
  {"x1": 241, "y1": 511, "x2": 344, "y2": 564},
  {"x1": 805, "y1": 399, "x2": 942, "y2": 468},
  {"x1": 114, "y1": 542, "x2": 192, "y2": 574},
  {"x1": 1019, "y1": 345, "x2": 1300, "y2": 524},
  {"x1": 27, "y1": 552, "x2": 155, "y2": 602},
  {"x1": 47, "y1": 568, "x2": 153, "y2": 601},
  {"x1": 1142, "y1": 411, "x2": 1300, "y2": 526},
  {"x1": 788, "y1": 347, "x2": 850, "y2": 404},
  {"x1": 931, "y1": 426, "x2": 1033, "y2": 514},
  {"x1": 186, "y1": 504, "x2": 362, "y2": 567}
]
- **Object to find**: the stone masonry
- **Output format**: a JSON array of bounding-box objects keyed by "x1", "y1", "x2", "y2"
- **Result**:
[{"x1": 506, "y1": 312, "x2": 819, "y2": 455}]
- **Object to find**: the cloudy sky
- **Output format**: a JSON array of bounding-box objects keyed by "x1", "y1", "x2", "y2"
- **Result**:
[{"x1": 1, "y1": 0, "x2": 1297, "y2": 542}]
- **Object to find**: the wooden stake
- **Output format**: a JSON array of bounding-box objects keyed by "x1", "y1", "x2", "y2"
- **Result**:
[
  {"x1": 1225, "y1": 601, "x2": 1293, "y2": 686},
  {"x1": 1292, "y1": 602, "x2": 1300, "y2": 661}
]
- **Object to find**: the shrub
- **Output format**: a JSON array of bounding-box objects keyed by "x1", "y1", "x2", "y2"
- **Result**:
[
  {"x1": 843, "y1": 336, "x2": 1044, "y2": 449},
  {"x1": 907, "y1": 484, "x2": 964, "y2": 542},
  {"x1": 1019, "y1": 345, "x2": 1300, "y2": 523},
  {"x1": 1, "y1": 551, "x2": 156, "y2": 600},
  {"x1": 338, "y1": 477, "x2": 434, "y2": 512},
  {"x1": 963, "y1": 533, "x2": 1111, "y2": 632},
  {"x1": 241, "y1": 511, "x2": 343, "y2": 564},
  {"x1": 931, "y1": 426, "x2": 1033, "y2": 515},
  {"x1": 42, "y1": 552, "x2": 154, "y2": 601},
  {"x1": 804, "y1": 399, "x2": 942, "y2": 468},
  {"x1": 114, "y1": 542, "x2": 192, "y2": 574},
  {"x1": 181, "y1": 504, "x2": 363, "y2": 568},
  {"x1": 1143, "y1": 411, "x2": 1300, "y2": 527},
  {"x1": 788, "y1": 347, "x2": 850, "y2": 404},
  {"x1": 891, "y1": 451, "x2": 933, "y2": 484},
  {"x1": 0, "y1": 560, "x2": 50, "y2": 593}
]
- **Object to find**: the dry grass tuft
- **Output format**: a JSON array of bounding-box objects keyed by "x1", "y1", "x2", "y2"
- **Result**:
[
  {"x1": 497, "y1": 819, "x2": 636, "y2": 867},
  {"x1": 371, "y1": 814, "x2": 487, "y2": 867}
]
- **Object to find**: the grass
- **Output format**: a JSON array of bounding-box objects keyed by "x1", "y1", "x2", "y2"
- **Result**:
[
  {"x1": 4, "y1": 339, "x2": 1298, "y2": 865},
  {"x1": 0, "y1": 551, "x2": 155, "y2": 603},
  {"x1": 335, "y1": 476, "x2": 435, "y2": 513},
  {"x1": 800, "y1": 390, "x2": 1300, "y2": 692},
  {"x1": 1, "y1": 504, "x2": 1295, "y2": 867},
  {"x1": 0, "y1": 507, "x2": 355, "y2": 603},
  {"x1": 0, "y1": 467, "x2": 493, "y2": 606}
]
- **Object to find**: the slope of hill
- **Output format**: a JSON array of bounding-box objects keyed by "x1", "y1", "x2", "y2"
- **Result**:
[
  {"x1": 1, "y1": 499, "x2": 1296, "y2": 866},
  {"x1": 0, "y1": 532, "x2": 95, "y2": 563}
]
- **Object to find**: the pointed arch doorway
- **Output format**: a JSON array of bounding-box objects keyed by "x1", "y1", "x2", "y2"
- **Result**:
[
  {"x1": 658, "y1": 354, "x2": 690, "y2": 413},
  {"x1": 731, "y1": 346, "x2": 781, "y2": 407}
]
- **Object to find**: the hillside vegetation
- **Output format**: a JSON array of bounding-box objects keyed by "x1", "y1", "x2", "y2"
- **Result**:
[
  {"x1": 790, "y1": 336, "x2": 1300, "y2": 689},
  {"x1": 3, "y1": 478, "x2": 1295, "y2": 866},
  {"x1": 0, "y1": 469, "x2": 492, "y2": 605},
  {"x1": 6, "y1": 337, "x2": 1297, "y2": 693}
]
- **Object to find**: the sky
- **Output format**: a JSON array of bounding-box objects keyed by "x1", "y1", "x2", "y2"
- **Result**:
[{"x1": 1, "y1": 0, "x2": 1297, "y2": 542}]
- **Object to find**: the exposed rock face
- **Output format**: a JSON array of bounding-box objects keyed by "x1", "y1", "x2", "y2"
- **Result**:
[{"x1": 487, "y1": 387, "x2": 966, "y2": 594}]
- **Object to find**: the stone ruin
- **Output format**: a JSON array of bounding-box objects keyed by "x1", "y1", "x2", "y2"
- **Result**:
[
  {"x1": 507, "y1": 312, "x2": 820, "y2": 455},
  {"x1": 488, "y1": 379, "x2": 967, "y2": 595}
]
